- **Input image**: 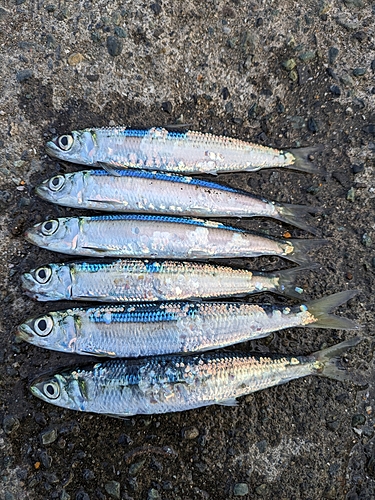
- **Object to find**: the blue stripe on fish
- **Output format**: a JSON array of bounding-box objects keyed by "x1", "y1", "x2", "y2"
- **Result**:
[
  {"x1": 89, "y1": 169, "x2": 239, "y2": 193},
  {"x1": 88, "y1": 302, "x2": 202, "y2": 323},
  {"x1": 87, "y1": 214, "x2": 245, "y2": 232}
]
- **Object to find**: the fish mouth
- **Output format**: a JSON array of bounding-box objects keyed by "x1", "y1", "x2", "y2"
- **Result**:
[
  {"x1": 16, "y1": 323, "x2": 33, "y2": 341},
  {"x1": 46, "y1": 139, "x2": 64, "y2": 159}
]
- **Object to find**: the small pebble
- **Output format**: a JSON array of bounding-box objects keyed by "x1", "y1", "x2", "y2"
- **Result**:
[
  {"x1": 104, "y1": 481, "x2": 120, "y2": 499},
  {"x1": 352, "y1": 164, "x2": 364, "y2": 174},
  {"x1": 86, "y1": 74, "x2": 99, "y2": 82},
  {"x1": 3, "y1": 415, "x2": 20, "y2": 434},
  {"x1": 363, "y1": 124, "x2": 375, "y2": 135},
  {"x1": 255, "y1": 484, "x2": 268, "y2": 496},
  {"x1": 148, "y1": 488, "x2": 160, "y2": 499},
  {"x1": 182, "y1": 426, "x2": 199, "y2": 439},
  {"x1": 0, "y1": 7, "x2": 9, "y2": 19},
  {"x1": 299, "y1": 50, "x2": 316, "y2": 62},
  {"x1": 362, "y1": 233, "x2": 372, "y2": 247},
  {"x1": 353, "y1": 67, "x2": 366, "y2": 77},
  {"x1": 225, "y1": 101, "x2": 234, "y2": 113},
  {"x1": 40, "y1": 428, "x2": 58, "y2": 445},
  {"x1": 222, "y1": 87, "x2": 230, "y2": 100},
  {"x1": 67, "y1": 53, "x2": 84, "y2": 66},
  {"x1": 114, "y1": 27, "x2": 127, "y2": 38},
  {"x1": 248, "y1": 102, "x2": 257, "y2": 119},
  {"x1": 16, "y1": 70, "x2": 33, "y2": 83},
  {"x1": 60, "y1": 491, "x2": 70, "y2": 500},
  {"x1": 233, "y1": 483, "x2": 249, "y2": 496},
  {"x1": 347, "y1": 187, "x2": 355, "y2": 202},
  {"x1": 44, "y1": 5, "x2": 56, "y2": 12},
  {"x1": 346, "y1": 272, "x2": 353, "y2": 280},
  {"x1": 328, "y1": 47, "x2": 339, "y2": 64},
  {"x1": 106, "y1": 36, "x2": 123, "y2": 57},
  {"x1": 282, "y1": 58, "x2": 296, "y2": 70},
  {"x1": 307, "y1": 117, "x2": 318, "y2": 133},
  {"x1": 330, "y1": 85, "x2": 341, "y2": 96},
  {"x1": 83, "y1": 469, "x2": 95, "y2": 481},
  {"x1": 289, "y1": 70, "x2": 298, "y2": 82},
  {"x1": 129, "y1": 459, "x2": 146, "y2": 476},
  {"x1": 150, "y1": 3, "x2": 161, "y2": 15},
  {"x1": 352, "y1": 414, "x2": 366, "y2": 427},
  {"x1": 40, "y1": 451, "x2": 52, "y2": 468},
  {"x1": 161, "y1": 101, "x2": 172, "y2": 114}
]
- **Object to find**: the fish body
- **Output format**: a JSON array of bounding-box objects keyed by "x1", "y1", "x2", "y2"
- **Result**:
[
  {"x1": 36, "y1": 169, "x2": 317, "y2": 233},
  {"x1": 18, "y1": 292, "x2": 359, "y2": 357},
  {"x1": 24, "y1": 214, "x2": 323, "y2": 263},
  {"x1": 45, "y1": 127, "x2": 320, "y2": 175},
  {"x1": 30, "y1": 338, "x2": 361, "y2": 416},
  {"x1": 21, "y1": 259, "x2": 305, "y2": 302}
]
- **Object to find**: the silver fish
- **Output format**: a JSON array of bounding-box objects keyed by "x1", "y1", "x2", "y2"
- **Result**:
[
  {"x1": 36, "y1": 169, "x2": 317, "y2": 233},
  {"x1": 45, "y1": 127, "x2": 322, "y2": 175},
  {"x1": 30, "y1": 338, "x2": 361, "y2": 416},
  {"x1": 18, "y1": 291, "x2": 359, "y2": 357},
  {"x1": 21, "y1": 259, "x2": 308, "y2": 302},
  {"x1": 24, "y1": 215, "x2": 324, "y2": 262}
]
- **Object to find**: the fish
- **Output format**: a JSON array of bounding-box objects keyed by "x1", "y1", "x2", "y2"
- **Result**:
[
  {"x1": 30, "y1": 337, "x2": 361, "y2": 416},
  {"x1": 21, "y1": 259, "x2": 309, "y2": 302},
  {"x1": 35, "y1": 169, "x2": 318, "y2": 233},
  {"x1": 45, "y1": 127, "x2": 322, "y2": 175},
  {"x1": 24, "y1": 214, "x2": 325, "y2": 263},
  {"x1": 17, "y1": 291, "x2": 360, "y2": 357}
]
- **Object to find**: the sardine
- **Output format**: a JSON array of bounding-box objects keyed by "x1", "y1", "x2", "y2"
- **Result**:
[
  {"x1": 36, "y1": 169, "x2": 318, "y2": 233},
  {"x1": 21, "y1": 259, "x2": 308, "y2": 302},
  {"x1": 45, "y1": 127, "x2": 322, "y2": 175},
  {"x1": 18, "y1": 291, "x2": 360, "y2": 357},
  {"x1": 24, "y1": 215, "x2": 324, "y2": 263},
  {"x1": 30, "y1": 338, "x2": 361, "y2": 416}
]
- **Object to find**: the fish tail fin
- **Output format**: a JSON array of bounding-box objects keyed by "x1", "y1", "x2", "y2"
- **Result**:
[
  {"x1": 304, "y1": 290, "x2": 361, "y2": 330},
  {"x1": 287, "y1": 145, "x2": 325, "y2": 174},
  {"x1": 313, "y1": 337, "x2": 363, "y2": 383},
  {"x1": 275, "y1": 203, "x2": 320, "y2": 234},
  {"x1": 286, "y1": 238, "x2": 327, "y2": 265},
  {"x1": 273, "y1": 264, "x2": 317, "y2": 298}
]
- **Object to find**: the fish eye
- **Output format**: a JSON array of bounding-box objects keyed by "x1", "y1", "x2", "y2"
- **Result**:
[
  {"x1": 35, "y1": 266, "x2": 52, "y2": 284},
  {"x1": 34, "y1": 315, "x2": 53, "y2": 337},
  {"x1": 48, "y1": 175, "x2": 65, "y2": 191},
  {"x1": 57, "y1": 135, "x2": 74, "y2": 151},
  {"x1": 43, "y1": 380, "x2": 60, "y2": 400},
  {"x1": 41, "y1": 220, "x2": 59, "y2": 236}
]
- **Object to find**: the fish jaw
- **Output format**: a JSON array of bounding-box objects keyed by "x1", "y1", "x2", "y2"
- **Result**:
[
  {"x1": 24, "y1": 218, "x2": 80, "y2": 255},
  {"x1": 46, "y1": 130, "x2": 97, "y2": 165}
]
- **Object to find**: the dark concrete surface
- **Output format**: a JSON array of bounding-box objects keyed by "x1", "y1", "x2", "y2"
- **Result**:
[{"x1": 0, "y1": 0, "x2": 375, "y2": 498}]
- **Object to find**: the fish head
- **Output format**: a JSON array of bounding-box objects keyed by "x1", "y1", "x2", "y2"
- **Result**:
[
  {"x1": 24, "y1": 217, "x2": 80, "y2": 254},
  {"x1": 36, "y1": 172, "x2": 80, "y2": 206},
  {"x1": 21, "y1": 263, "x2": 72, "y2": 301},
  {"x1": 46, "y1": 130, "x2": 97, "y2": 165},
  {"x1": 30, "y1": 370, "x2": 89, "y2": 412},
  {"x1": 17, "y1": 311, "x2": 78, "y2": 352}
]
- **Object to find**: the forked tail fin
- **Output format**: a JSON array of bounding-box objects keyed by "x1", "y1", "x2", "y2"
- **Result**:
[
  {"x1": 313, "y1": 337, "x2": 363, "y2": 383},
  {"x1": 287, "y1": 145, "x2": 325, "y2": 174},
  {"x1": 273, "y1": 264, "x2": 317, "y2": 298},
  {"x1": 304, "y1": 290, "x2": 361, "y2": 330},
  {"x1": 285, "y1": 238, "x2": 328, "y2": 265},
  {"x1": 275, "y1": 203, "x2": 320, "y2": 235}
]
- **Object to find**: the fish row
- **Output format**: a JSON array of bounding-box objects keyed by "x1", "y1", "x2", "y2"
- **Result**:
[{"x1": 20, "y1": 126, "x2": 362, "y2": 417}]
